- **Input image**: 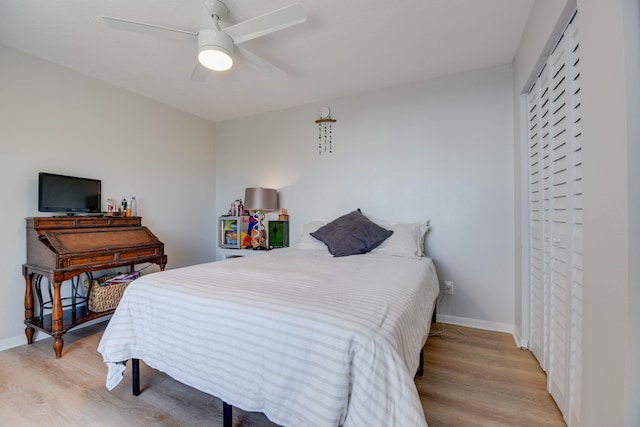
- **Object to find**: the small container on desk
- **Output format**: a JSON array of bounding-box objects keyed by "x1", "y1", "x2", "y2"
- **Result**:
[
  {"x1": 219, "y1": 216, "x2": 252, "y2": 249},
  {"x1": 268, "y1": 219, "x2": 289, "y2": 248}
]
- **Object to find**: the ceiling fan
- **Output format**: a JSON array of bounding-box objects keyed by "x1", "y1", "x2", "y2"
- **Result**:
[{"x1": 103, "y1": 0, "x2": 306, "y2": 80}]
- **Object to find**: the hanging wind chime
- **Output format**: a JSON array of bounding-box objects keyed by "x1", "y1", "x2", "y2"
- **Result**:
[{"x1": 315, "y1": 106, "x2": 336, "y2": 155}]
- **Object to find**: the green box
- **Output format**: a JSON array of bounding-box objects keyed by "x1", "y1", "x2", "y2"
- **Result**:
[{"x1": 268, "y1": 220, "x2": 289, "y2": 248}]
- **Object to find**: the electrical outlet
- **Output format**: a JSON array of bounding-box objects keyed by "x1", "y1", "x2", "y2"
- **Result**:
[{"x1": 444, "y1": 281, "x2": 454, "y2": 295}]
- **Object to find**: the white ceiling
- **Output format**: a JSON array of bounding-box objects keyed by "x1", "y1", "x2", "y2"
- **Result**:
[{"x1": 0, "y1": 0, "x2": 534, "y2": 123}]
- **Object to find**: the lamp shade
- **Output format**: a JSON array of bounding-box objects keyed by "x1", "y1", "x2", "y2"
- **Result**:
[{"x1": 244, "y1": 187, "x2": 277, "y2": 211}]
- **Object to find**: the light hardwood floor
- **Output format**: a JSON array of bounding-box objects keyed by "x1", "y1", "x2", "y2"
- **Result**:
[
  {"x1": 420, "y1": 324, "x2": 565, "y2": 426},
  {"x1": 0, "y1": 323, "x2": 565, "y2": 426}
]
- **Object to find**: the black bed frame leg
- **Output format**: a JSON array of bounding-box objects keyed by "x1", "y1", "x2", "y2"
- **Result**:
[
  {"x1": 223, "y1": 401, "x2": 232, "y2": 427},
  {"x1": 130, "y1": 357, "x2": 230, "y2": 426},
  {"x1": 132, "y1": 358, "x2": 140, "y2": 396},
  {"x1": 417, "y1": 348, "x2": 424, "y2": 377}
]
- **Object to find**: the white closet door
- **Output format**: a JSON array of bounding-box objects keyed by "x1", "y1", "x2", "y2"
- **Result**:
[
  {"x1": 566, "y1": 20, "x2": 583, "y2": 427},
  {"x1": 547, "y1": 27, "x2": 572, "y2": 414},
  {"x1": 527, "y1": 65, "x2": 551, "y2": 372},
  {"x1": 526, "y1": 14, "x2": 581, "y2": 427},
  {"x1": 540, "y1": 68, "x2": 553, "y2": 374}
]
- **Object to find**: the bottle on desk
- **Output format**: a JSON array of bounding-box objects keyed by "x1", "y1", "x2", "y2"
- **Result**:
[
  {"x1": 106, "y1": 198, "x2": 115, "y2": 213},
  {"x1": 129, "y1": 196, "x2": 137, "y2": 216}
]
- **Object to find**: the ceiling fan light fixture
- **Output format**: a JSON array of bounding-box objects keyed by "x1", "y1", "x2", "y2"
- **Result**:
[
  {"x1": 199, "y1": 47, "x2": 233, "y2": 71},
  {"x1": 198, "y1": 28, "x2": 234, "y2": 71}
]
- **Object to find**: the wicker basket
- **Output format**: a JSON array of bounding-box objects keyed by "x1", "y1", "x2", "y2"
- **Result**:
[{"x1": 83, "y1": 274, "x2": 135, "y2": 313}]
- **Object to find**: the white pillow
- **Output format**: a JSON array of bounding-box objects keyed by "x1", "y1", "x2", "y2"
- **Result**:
[
  {"x1": 294, "y1": 220, "x2": 329, "y2": 250},
  {"x1": 371, "y1": 221, "x2": 430, "y2": 258}
]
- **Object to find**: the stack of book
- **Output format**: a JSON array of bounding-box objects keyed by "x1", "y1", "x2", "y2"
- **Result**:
[{"x1": 100, "y1": 271, "x2": 141, "y2": 286}]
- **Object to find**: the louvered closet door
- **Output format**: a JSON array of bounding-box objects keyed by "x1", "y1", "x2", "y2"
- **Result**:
[
  {"x1": 526, "y1": 14, "x2": 582, "y2": 427},
  {"x1": 547, "y1": 29, "x2": 572, "y2": 415},
  {"x1": 566, "y1": 20, "x2": 583, "y2": 427},
  {"x1": 527, "y1": 66, "x2": 551, "y2": 372}
]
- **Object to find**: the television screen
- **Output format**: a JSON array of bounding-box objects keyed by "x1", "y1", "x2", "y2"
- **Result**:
[{"x1": 38, "y1": 172, "x2": 101, "y2": 214}]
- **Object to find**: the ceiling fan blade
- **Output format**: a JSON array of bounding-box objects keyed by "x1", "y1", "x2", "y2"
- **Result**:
[
  {"x1": 189, "y1": 61, "x2": 210, "y2": 82},
  {"x1": 103, "y1": 16, "x2": 197, "y2": 38},
  {"x1": 189, "y1": 48, "x2": 284, "y2": 81},
  {"x1": 235, "y1": 46, "x2": 287, "y2": 78},
  {"x1": 223, "y1": 3, "x2": 306, "y2": 44}
]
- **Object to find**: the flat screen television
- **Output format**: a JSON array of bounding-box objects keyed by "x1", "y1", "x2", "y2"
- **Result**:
[{"x1": 38, "y1": 172, "x2": 101, "y2": 214}]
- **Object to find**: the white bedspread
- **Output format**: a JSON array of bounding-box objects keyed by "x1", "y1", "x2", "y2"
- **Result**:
[{"x1": 98, "y1": 248, "x2": 439, "y2": 427}]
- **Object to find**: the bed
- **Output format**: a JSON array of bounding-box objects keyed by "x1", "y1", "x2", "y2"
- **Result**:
[{"x1": 98, "y1": 213, "x2": 438, "y2": 427}]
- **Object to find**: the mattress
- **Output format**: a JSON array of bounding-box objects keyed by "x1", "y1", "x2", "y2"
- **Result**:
[{"x1": 98, "y1": 247, "x2": 439, "y2": 427}]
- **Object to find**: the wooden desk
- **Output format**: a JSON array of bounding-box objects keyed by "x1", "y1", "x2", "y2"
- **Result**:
[{"x1": 22, "y1": 216, "x2": 167, "y2": 358}]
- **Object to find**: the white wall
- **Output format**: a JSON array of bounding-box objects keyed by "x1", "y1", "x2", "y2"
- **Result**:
[
  {"x1": 622, "y1": 0, "x2": 640, "y2": 423},
  {"x1": 0, "y1": 44, "x2": 217, "y2": 350},
  {"x1": 579, "y1": 0, "x2": 638, "y2": 425},
  {"x1": 216, "y1": 65, "x2": 515, "y2": 331}
]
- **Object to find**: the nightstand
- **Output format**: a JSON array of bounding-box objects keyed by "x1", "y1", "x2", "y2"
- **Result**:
[{"x1": 218, "y1": 248, "x2": 271, "y2": 260}]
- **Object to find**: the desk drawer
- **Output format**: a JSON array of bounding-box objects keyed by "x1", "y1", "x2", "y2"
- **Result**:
[
  {"x1": 119, "y1": 248, "x2": 159, "y2": 260},
  {"x1": 112, "y1": 218, "x2": 141, "y2": 226},
  {"x1": 73, "y1": 218, "x2": 111, "y2": 227},
  {"x1": 62, "y1": 254, "x2": 115, "y2": 268},
  {"x1": 33, "y1": 218, "x2": 78, "y2": 229}
]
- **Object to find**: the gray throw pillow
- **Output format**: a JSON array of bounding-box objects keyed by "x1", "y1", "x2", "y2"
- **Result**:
[{"x1": 311, "y1": 209, "x2": 393, "y2": 257}]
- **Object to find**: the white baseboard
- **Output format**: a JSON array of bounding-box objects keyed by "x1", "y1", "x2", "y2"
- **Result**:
[
  {"x1": 512, "y1": 330, "x2": 529, "y2": 349},
  {"x1": 436, "y1": 313, "x2": 513, "y2": 334},
  {"x1": 3, "y1": 313, "x2": 524, "y2": 352},
  {"x1": 0, "y1": 315, "x2": 111, "y2": 352},
  {"x1": 435, "y1": 313, "x2": 530, "y2": 350},
  {"x1": 0, "y1": 330, "x2": 50, "y2": 352}
]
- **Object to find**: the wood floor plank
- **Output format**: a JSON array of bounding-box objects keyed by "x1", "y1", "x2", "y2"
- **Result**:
[
  {"x1": 419, "y1": 324, "x2": 565, "y2": 427},
  {"x1": 0, "y1": 323, "x2": 565, "y2": 426}
]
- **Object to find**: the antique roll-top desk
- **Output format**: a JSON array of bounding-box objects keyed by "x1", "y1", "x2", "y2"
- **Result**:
[{"x1": 22, "y1": 216, "x2": 167, "y2": 358}]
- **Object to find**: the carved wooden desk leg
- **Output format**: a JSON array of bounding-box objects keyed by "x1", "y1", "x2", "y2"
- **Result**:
[
  {"x1": 51, "y1": 282, "x2": 64, "y2": 358},
  {"x1": 24, "y1": 273, "x2": 34, "y2": 344}
]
